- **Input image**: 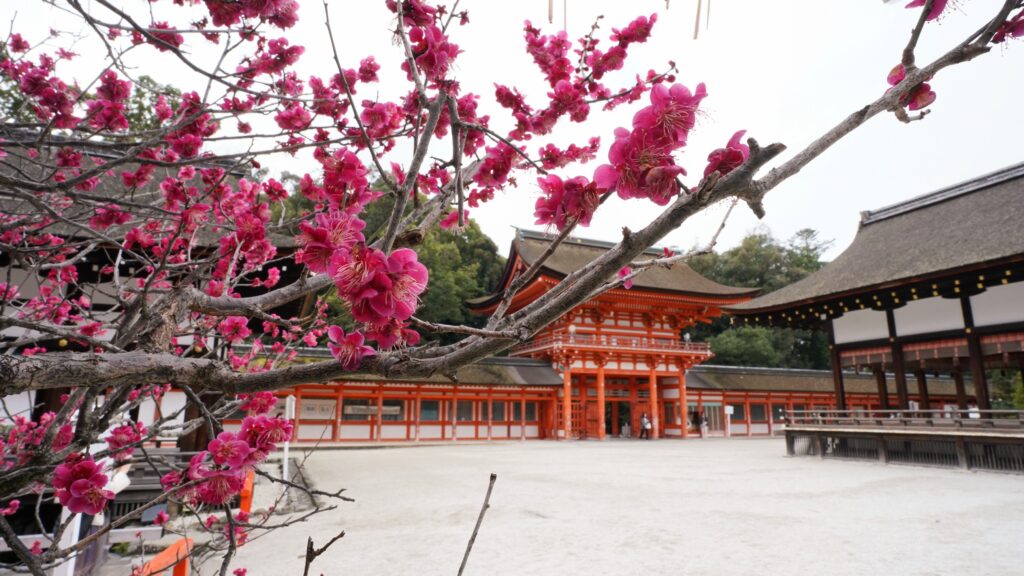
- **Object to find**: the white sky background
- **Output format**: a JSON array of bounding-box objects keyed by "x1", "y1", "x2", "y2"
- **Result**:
[{"x1": 6, "y1": 0, "x2": 1023, "y2": 259}]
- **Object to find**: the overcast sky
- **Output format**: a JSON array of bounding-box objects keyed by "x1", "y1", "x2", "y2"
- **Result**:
[{"x1": 7, "y1": 0, "x2": 1023, "y2": 259}]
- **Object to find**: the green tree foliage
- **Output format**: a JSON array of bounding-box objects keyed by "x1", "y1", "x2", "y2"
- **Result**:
[
  {"x1": 704, "y1": 327, "x2": 783, "y2": 366},
  {"x1": 688, "y1": 228, "x2": 832, "y2": 369},
  {"x1": 989, "y1": 369, "x2": 1023, "y2": 409},
  {"x1": 1014, "y1": 377, "x2": 1024, "y2": 410}
]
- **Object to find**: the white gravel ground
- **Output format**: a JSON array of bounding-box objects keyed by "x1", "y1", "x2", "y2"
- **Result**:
[{"x1": 227, "y1": 439, "x2": 1024, "y2": 576}]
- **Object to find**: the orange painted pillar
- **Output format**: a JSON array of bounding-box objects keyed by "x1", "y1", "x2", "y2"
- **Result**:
[
  {"x1": 596, "y1": 363, "x2": 606, "y2": 440},
  {"x1": 678, "y1": 365, "x2": 689, "y2": 439},
  {"x1": 414, "y1": 394, "x2": 421, "y2": 442},
  {"x1": 745, "y1": 394, "x2": 752, "y2": 437},
  {"x1": 239, "y1": 469, "x2": 255, "y2": 514},
  {"x1": 141, "y1": 538, "x2": 193, "y2": 576},
  {"x1": 487, "y1": 389, "x2": 493, "y2": 441},
  {"x1": 294, "y1": 389, "x2": 303, "y2": 439},
  {"x1": 520, "y1": 395, "x2": 527, "y2": 441},
  {"x1": 376, "y1": 394, "x2": 383, "y2": 442},
  {"x1": 648, "y1": 364, "x2": 659, "y2": 439},
  {"x1": 562, "y1": 364, "x2": 572, "y2": 440}
]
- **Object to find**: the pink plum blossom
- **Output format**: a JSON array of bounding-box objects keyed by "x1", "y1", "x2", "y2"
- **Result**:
[
  {"x1": 618, "y1": 267, "x2": 634, "y2": 290},
  {"x1": 218, "y1": 316, "x2": 252, "y2": 344},
  {"x1": 703, "y1": 130, "x2": 750, "y2": 178},
  {"x1": 327, "y1": 325, "x2": 376, "y2": 370},
  {"x1": 52, "y1": 456, "x2": 114, "y2": 515}
]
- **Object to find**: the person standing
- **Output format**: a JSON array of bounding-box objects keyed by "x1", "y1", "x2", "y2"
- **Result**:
[{"x1": 639, "y1": 412, "x2": 651, "y2": 439}]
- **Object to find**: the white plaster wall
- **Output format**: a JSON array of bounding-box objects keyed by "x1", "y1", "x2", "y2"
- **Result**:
[
  {"x1": 832, "y1": 309, "x2": 889, "y2": 344},
  {"x1": 298, "y1": 423, "x2": 332, "y2": 441},
  {"x1": 339, "y1": 425, "x2": 372, "y2": 439},
  {"x1": 894, "y1": 296, "x2": 964, "y2": 336},
  {"x1": 418, "y1": 425, "x2": 442, "y2": 439},
  {"x1": 750, "y1": 423, "x2": 770, "y2": 435},
  {"x1": 380, "y1": 425, "x2": 408, "y2": 440},
  {"x1": 970, "y1": 282, "x2": 1024, "y2": 326}
]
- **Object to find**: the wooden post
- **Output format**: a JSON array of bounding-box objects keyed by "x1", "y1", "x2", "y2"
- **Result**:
[
  {"x1": 886, "y1": 310, "x2": 910, "y2": 410},
  {"x1": 744, "y1": 394, "x2": 752, "y2": 437},
  {"x1": 487, "y1": 389, "x2": 493, "y2": 441},
  {"x1": 294, "y1": 389, "x2": 304, "y2": 441},
  {"x1": 961, "y1": 297, "x2": 991, "y2": 414},
  {"x1": 875, "y1": 369, "x2": 890, "y2": 411},
  {"x1": 827, "y1": 325, "x2": 847, "y2": 411},
  {"x1": 966, "y1": 333, "x2": 991, "y2": 411},
  {"x1": 955, "y1": 437, "x2": 969, "y2": 469},
  {"x1": 892, "y1": 347, "x2": 910, "y2": 411},
  {"x1": 414, "y1": 394, "x2": 421, "y2": 442},
  {"x1": 562, "y1": 359, "x2": 572, "y2": 440},
  {"x1": 952, "y1": 369, "x2": 968, "y2": 411},
  {"x1": 648, "y1": 362, "x2": 659, "y2": 439},
  {"x1": 375, "y1": 393, "x2": 383, "y2": 442},
  {"x1": 914, "y1": 370, "x2": 930, "y2": 413},
  {"x1": 678, "y1": 364, "x2": 689, "y2": 439},
  {"x1": 334, "y1": 392, "x2": 342, "y2": 442},
  {"x1": 452, "y1": 398, "x2": 459, "y2": 441},
  {"x1": 596, "y1": 361, "x2": 606, "y2": 441},
  {"x1": 520, "y1": 395, "x2": 527, "y2": 441}
]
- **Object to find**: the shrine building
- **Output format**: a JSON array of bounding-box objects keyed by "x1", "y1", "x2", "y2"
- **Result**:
[
  {"x1": 467, "y1": 230, "x2": 759, "y2": 439},
  {"x1": 725, "y1": 161, "x2": 1024, "y2": 413}
]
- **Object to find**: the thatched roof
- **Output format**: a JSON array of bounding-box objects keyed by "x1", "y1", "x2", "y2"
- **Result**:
[
  {"x1": 728, "y1": 161, "x2": 1024, "y2": 314},
  {"x1": 689, "y1": 364, "x2": 958, "y2": 396}
]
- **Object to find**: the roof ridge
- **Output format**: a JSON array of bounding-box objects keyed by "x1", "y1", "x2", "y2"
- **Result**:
[
  {"x1": 860, "y1": 160, "x2": 1024, "y2": 226},
  {"x1": 516, "y1": 227, "x2": 663, "y2": 255}
]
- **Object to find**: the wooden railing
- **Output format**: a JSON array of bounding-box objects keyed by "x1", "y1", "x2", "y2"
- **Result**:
[
  {"x1": 511, "y1": 333, "x2": 711, "y2": 355},
  {"x1": 785, "y1": 409, "x2": 1024, "y2": 432},
  {"x1": 784, "y1": 409, "x2": 1024, "y2": 473}
]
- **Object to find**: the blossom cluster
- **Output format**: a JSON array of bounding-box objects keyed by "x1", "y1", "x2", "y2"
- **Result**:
[{"x1": 162, "y1": 408, "x2": 293, "y2": 507}]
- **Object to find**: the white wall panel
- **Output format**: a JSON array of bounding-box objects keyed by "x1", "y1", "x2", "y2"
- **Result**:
[
  {"x1": 894, "y1": 296, "x2": 964, "y2": 336},
  {"x1": 970, "y1": 282, "x2": 1024, "y2": 327},
  {"x1": 298, "y1": 424, "x2": 332, "y2": 440},
  {"x1": 832, "y1": 309, "x2": 889, "y2": 344},
  {"x1": 418, "y1": 425, "x2": 442, "y2": 439},
  {"x1": 380, "y1": 425, "x2": 408, "y2": 440},
  {"x1": 339, "y1": 425, "x2": 371, "y2": 439}
]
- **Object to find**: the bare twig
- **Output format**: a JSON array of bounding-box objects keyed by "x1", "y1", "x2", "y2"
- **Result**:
[
  {"x1": 457, "y1": 473, "x2": 497, "y2": 576},
  {"x1": 302, "y1": 530, "x2": 347, "y2": 576}
]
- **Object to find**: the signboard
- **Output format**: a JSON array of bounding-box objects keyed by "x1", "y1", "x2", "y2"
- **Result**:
[
  {"x1": 724, "y1": 405, "x2": 735, "y2": 415},
  {"x1": 342, "y1": 405, "x2": 401, "y2": 416},
  {"x1": 299, "y1": 398, "x2": 336, "y2": 419}
]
